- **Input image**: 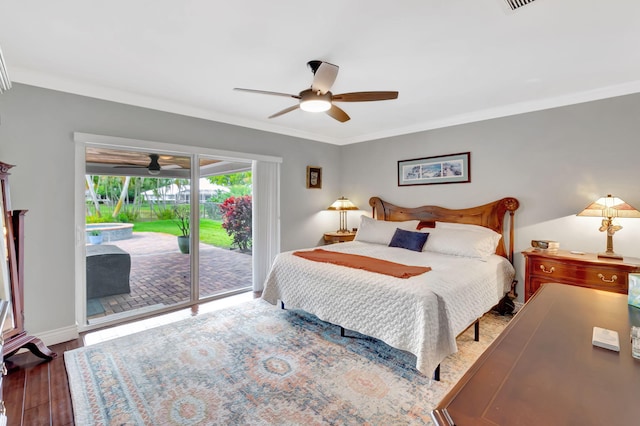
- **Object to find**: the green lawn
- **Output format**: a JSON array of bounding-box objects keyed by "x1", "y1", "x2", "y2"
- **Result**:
[{"x1": 133, "y1": 219, "x2": 233, "y2": 248}]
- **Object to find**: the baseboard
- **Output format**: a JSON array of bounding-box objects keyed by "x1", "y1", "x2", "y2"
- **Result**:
[{"x1": 33, "y1": 325, "x2": 79, "y2": 347}]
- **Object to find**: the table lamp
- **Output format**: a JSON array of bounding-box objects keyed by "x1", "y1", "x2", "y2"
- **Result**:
[
  {"x1": 577, "y1": 194, "x2": 640, "y2": 259},
  {"x1": 327, "y1": 196, "x2": 358, "y2": 233}
]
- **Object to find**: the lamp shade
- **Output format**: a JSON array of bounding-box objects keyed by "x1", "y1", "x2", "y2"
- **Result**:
[
  {"x1": 327, "y1": 197, "x2": 358, "y2": 211},
  {"x1": 577, "y1": 194, "x2": 640, "y2": 218},
  {"x1": 327, "y1": 197, "x2": 358, "y2": 234}
]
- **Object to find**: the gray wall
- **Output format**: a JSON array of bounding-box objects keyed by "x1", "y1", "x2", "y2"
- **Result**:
[
  {"x1": 342, "y1": 93, "x2": 640, "y2": 298},
  {"x1": 0, "y1": 84, "x2": 341, "y2": 336},
  {"x1": 2, "y1": 83, "x2": 640, "y2": 338}
]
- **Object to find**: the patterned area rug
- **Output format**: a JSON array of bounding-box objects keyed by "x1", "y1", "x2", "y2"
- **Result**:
[{"x1": 65, "y1": 299, "x2": 511, "y2": 425}]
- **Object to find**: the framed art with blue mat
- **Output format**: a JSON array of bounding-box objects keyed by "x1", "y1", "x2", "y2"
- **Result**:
[{"x1": 398, "y1": 152, "x2": 470, "y2": 186}]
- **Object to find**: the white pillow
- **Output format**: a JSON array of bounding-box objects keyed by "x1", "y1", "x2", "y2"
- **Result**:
[
  {"x1": 435, "y1": 221, "x2": 500, "y2": 237},
  {"x1": 354, "y1": 216, "x2": 420, "y2": 245},
  {"x1": 422, "y1": 227, "x2": 501, "y2": 260}
]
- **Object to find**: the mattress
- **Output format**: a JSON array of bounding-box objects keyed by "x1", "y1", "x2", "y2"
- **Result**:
[{"x1": 262, "y1": 241, "x2": 514, "y2": 375}]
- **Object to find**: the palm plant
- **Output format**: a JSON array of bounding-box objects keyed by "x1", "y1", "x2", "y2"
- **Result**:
[{"x1": 172, "y1": 205, "x2": 190, "y2": 237}]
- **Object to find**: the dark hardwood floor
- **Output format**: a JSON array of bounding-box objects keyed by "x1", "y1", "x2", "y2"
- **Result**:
[
  {"x1": 4, "y1": 339, "x2": 81, "y2": 426},
  {"x1": 2, "y1": 292, "x2": 259, "y2": 425}
]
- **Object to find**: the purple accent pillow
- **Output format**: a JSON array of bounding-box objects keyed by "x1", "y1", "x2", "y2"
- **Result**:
[{"x1": 389, "y1": 228, "x2": 429, "y2": 252}]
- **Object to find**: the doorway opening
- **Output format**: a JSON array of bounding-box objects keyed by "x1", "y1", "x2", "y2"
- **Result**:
[{"x1": 84, "y1": 146, "x2": 253, "y2": 326}]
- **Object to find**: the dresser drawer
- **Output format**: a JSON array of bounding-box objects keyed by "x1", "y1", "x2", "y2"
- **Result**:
[
  {"x1": 523, "y1": 249, "x2": 640, "y2": 301},
  {"x1": 529, "y1": 257, "x2": 627, "y2": 290},
  {"x1": 529, "y1": 257, "x2": 577, "y2": 281},
  {"x1": 529, "y1": 272, "x2": 627, "y2": 298}
]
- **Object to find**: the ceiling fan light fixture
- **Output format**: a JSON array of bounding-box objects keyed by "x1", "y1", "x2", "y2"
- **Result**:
[
  {"x1": 147, "y1": 154, "x2": 161, "y2": 175},
  {"x1": 299, "y1": 89, "x2": 331, "y2": 112},
  {"x1": 300, "y1": 99, "x2": 331, "y2": 112}
]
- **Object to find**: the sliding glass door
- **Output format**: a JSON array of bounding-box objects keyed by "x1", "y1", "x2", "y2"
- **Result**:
[
  {"x1": 83, "y1": 148, "x2": 254, "y2": 327},
  {"x1": 84, "y1": 148, "x2": 194, "y2": 324},
  {"x1": 198, "y1": 156, "x2": 253, "y2": 300},
  {"x1": 75, "y1": 132, "x2": 281, "y2": 331}
]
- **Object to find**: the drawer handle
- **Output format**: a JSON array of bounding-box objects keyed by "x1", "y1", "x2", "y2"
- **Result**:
[
  {"x1": 597, "y1": 273, "x2": 617, "y2": 283},
  {"x1": 539, "y1": 265, "x2": 555, "y2": 274}
]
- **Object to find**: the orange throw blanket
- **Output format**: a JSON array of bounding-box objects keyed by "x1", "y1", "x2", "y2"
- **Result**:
[{"x1": 293, "y1": 249, "x2": 431, "y2": 279}]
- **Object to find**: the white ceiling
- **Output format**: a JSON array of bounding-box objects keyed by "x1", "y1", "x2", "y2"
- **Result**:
[{"x1": 1, "y1": 0, "x2": 640, "y2": 145}]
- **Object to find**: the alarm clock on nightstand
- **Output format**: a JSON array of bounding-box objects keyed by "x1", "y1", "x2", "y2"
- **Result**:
[{"x1": 531, "y1": 240, "x2": 559, "y2": 250}]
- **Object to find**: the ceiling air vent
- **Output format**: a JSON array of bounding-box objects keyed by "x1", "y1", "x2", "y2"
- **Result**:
[{"x1": 504, "y1": 0, "x2": 536, "y2": 10}]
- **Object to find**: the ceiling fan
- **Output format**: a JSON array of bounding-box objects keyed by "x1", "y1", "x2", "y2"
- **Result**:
[
  {"x1": 145, "y1": 154, "x2": 162, "y2": 175},
  {"x1": 234, "y1": 60, "x2": 399, "y2": 123},
  {"x1": 114, "y1": 154, "x2": 163, "y2": 175}
]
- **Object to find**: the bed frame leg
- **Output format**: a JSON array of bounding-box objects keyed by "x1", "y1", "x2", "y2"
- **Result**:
[
  {"x1": 280, "y1": 301, "x2": 285, "y2": 310},
  {"x1": 340, "y1": 327, "x2": 345, "y2": 337},
  {"x1": 434, "y1": 364, "x2": 440, "y2": 381},
  {"x1": 474, "y1": 320, "x2": 480, "y2": 342}
]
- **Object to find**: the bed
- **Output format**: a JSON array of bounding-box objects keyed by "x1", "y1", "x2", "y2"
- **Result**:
[{"x1": 262, "y1": 196, "x2": 519, "y2": 378}]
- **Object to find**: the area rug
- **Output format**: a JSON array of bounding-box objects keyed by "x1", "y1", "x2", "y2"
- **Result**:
[{"x1": 65, "y1": 299, "x2": 511, "y2": 425}]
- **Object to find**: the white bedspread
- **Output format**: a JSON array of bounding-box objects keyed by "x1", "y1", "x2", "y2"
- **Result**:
[{"x1": 262, "y1": 241, "x2": 514, "y2": 376}]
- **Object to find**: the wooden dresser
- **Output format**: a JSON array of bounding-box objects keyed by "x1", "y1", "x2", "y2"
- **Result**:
[
  {"x1": 431, "y1": 283, "x2": 640, "y2": 425},
  {"x1": 522, "y1": 248, "x2": 640, "y2": 301}
]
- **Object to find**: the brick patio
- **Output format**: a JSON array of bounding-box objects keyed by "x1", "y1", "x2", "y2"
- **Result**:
[{"x1": 87, "y1": 232, "x2": 252, "y2": 320}]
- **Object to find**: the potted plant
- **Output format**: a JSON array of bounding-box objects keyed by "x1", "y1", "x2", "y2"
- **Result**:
[
  {"x1": 88, "y1": 230, "x2": 103, "y2": 245},
  {"x1": 173, "y1": 205, "x2": 190, "y2": 254}
]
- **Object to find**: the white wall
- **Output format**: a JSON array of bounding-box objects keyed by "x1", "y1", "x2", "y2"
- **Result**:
[
  {"x1": 341, "y1": 93, "x2": 640, "y2": 300},
  {"x1": 0, "y1": 84, "x2": 342, "y2": 337}
]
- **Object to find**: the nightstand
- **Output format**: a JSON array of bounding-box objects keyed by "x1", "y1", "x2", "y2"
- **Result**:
[
  {"x1": 323, "y1": 231, "x2": 357, "y2": 244},
  {"x1": 522, "y1": 248, "x2": 640, "y2": 301}
]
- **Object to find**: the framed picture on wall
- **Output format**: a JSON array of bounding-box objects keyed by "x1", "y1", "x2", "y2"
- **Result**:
[
  {"x1": 306, "y1": 166, "x2": 322, "y2": 189},
  {"x1": 398, "y1": 152, "x2": 470, "y2": 186}
]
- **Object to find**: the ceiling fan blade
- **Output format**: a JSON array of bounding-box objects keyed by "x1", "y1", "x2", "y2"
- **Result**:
[
  {"x1": 332, "y1": 91, "x2": 399, "y2": 102},
  {"x1": 268, "y1": 104, "x2": 300, "y2": 119},
  {"x1": 311, "y1": 62, "x2": 339, "y2": 95},
  {"x1": 234, "y1": 88, "x2": 300, "y2": 99},
  {"x1": 325, "y1": 105, "x2": 350, "y2": 123}
]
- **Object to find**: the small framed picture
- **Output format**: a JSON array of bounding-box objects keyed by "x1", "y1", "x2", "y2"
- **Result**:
[
  {"x1": 306, "y1": 166, "x2": 322, "y2": 189},
  {"x1": 398, "y1": 152, "x2": 470, "y2": 186}
]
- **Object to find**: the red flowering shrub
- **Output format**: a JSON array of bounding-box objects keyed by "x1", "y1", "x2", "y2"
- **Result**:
[{"x1": 220, "y1": 195, "x2": 252, "y2": 252}]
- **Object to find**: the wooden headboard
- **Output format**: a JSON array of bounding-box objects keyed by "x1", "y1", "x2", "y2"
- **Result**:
[{"x1": 369, "y1": 197, "x2": 520, "y2": 262}]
